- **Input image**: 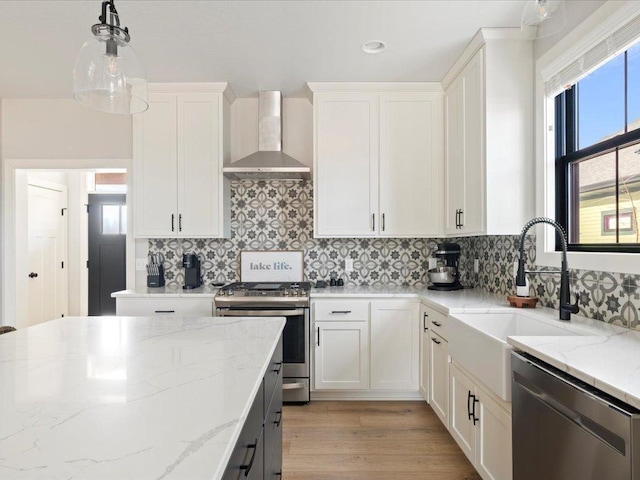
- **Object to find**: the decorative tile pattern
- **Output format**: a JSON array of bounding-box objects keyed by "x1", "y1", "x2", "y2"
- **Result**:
[
  {"x1": 148, "y1": 180, "x2": 638, "y2": 329},
  {"x1": 150, "y1": 180, "x2": 437, "y2": 289}
]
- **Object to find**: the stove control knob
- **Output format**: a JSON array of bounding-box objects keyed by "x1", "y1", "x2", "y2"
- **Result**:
[{"x1": 228, "y1": 291, "x2": 234, "y2": 296}]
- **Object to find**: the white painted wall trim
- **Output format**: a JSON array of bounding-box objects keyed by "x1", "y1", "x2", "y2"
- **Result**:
[
  {"x1": 148, "y1": 82, "x2": 236, "y2": 104},
  {"x1": 534, "y1": 0, "x2": 640, "y2": 273},
  {"x1": 2, "y1": 159, "x2": 133, "y2": 327}
]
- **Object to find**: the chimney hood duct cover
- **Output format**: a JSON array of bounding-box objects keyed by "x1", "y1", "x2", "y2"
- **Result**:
[{"x1": 223, "y1": 91, "x2": 311, "y2": 180}]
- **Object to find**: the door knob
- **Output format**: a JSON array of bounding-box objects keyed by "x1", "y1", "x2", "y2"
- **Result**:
[{"x1": 28, "y1": 272, "x2": 38, "y2": 278}]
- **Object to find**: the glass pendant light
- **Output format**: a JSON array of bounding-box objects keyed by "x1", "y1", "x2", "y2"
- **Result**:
[
  {"x1": 73, "y1": 0, "x2": 148, "y2": 114},
  {"x1": 521, "y1": 0, "x2": 567, "y2": 40}
]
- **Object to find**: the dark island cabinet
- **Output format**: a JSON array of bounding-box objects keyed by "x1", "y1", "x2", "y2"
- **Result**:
[{"x1": 224, "y1": 337, "x2": 283, "y2": 480}]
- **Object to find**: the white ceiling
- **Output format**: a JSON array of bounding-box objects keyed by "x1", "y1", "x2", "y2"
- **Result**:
[{"x1": 0, "y1": 1, "x2": 589, "y2": 99}]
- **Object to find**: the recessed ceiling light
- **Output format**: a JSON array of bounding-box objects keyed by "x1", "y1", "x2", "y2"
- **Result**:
[{"x1": 362, "y1": 40, "x2": 387, "y2": 54}]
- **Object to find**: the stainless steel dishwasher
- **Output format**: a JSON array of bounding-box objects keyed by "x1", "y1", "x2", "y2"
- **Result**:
[{"x1": 512, "y1": 351, "x2": 640, "y2": 480}]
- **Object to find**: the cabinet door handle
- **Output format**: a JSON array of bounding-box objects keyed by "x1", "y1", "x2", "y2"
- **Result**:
[
  {"x1": 28, "y1": 272, "x2": 39, "y2": 278},
  {"x1": 431, "y1": 320, "x2": 442, "y2": 328},
  {"x1": 423, "y1": 313, "x2": 428, "y2": 331},
  {"x1": 459, "y1": 209, "x2": 464, "y2": 228},
  {"x1": 372, "y1": 213, "x2": 375, "y2": 232},
  {"x1": 331, "y1": 310, "x2": 352, "y2": 314},
  {"x1": 274, "y1": 410, "x2": 283, "y2": 427},
  {"x1": 171, "y1": 214, "x2": 175, "y2": 232},
  {"x1": 456, "y1": 209, "x2": 461, "y2": 229},
  {"x1": 467, "y1": 391, "x2": 474, "y2": 420},
  {"x1": 431, "y1": 336, "x2": 441, "y2": 345},
  {"x1": 272, "y1": 362, "x2": 282, "y2": 374},
  {"x1": 472, "y1": 396, "x2": 479, "y2": 425},
  {"x1": 154, "y1": 310, "x2": 175, "y2": 313},
  {"x1": 382, "y1": 213, "x2": 386, "y2": 231},
  {"x1": 178, "y1": 213, "x2": 182, "y2": 232},
  {"x1": 240, "y1": 439, "x2": 258, "y2": 475},
  {"x1": 317, "y1": 326, "x2": 320, "y2": 346}
]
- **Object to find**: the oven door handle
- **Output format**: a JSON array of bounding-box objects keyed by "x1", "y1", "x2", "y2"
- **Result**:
[
  {"x1": 282, "y1": 382, "x2": 306, "y2": 390},
  {"x1": 218, "y1": 309, "x2": 305, "y2": 317}
]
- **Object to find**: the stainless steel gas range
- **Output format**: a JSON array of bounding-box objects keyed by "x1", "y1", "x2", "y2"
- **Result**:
[{"x1": 215, "y1": 282, "x2": 311, "y2": 403}]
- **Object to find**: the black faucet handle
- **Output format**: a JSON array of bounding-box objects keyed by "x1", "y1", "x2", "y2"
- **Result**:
[{"x1": 569, "y1": 294, "x2": 579, "y2": 314}]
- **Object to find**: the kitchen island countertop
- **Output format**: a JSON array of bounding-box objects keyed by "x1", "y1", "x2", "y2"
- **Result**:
[{"x1": 0, "y1": 315, "x2": 285, "y2": 479}]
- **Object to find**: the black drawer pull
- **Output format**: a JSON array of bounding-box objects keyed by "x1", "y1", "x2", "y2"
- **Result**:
[
  {"x1": 467, "y1": 391, "x2": 474, "y2": 420},
  {"x1": 331, "y1": 310, "x2": 352, "y2": 314},
  {"x1": 431, "y1": 320, "x2": 442, "y2": 327},
  {"x1": 431, "y1": 337, "x2": 441, "y2": 345},
  {"x1": 274, "y1": 410, "x2": 282, "y2": 427},
  {"x1": 423, "y1": 313, "x2": 428, "y2": 331},
  {"x1": 154, "y1": 310, "x2": 175, "y2": 313},
  {"x1": 240, "y1": 439, "x2": 258, "y2": 476},
  {"x1": 272, "y1": 362, "x2": 282, "y2": 374}
]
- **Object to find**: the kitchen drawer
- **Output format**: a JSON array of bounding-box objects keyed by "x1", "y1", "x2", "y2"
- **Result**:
[
  {"x1": 264, "y1": 337, "x2": 283, "y2": 413},
  {"x1": 265, "y1": 425, "x2": 283, "y2": 480},
  {"x1": 223, "y1": 383, "x2": 265, "y2": 480},
  {"x1": 264, "y1": 372, "x2": 283, "y2": 471},
  {"x1": 115, "y1": 298, "x2": 213, "y2": 316},
  {"x1": 425, "y1": 307, "x2": 447, "y2": 340},
  {"x1": 314, "y1": 300, "x2": 370, "y2": 321}
]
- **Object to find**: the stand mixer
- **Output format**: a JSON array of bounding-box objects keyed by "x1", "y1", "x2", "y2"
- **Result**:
[{"x1": 427, "y1": 242, "x2": 463, "y2": 291}]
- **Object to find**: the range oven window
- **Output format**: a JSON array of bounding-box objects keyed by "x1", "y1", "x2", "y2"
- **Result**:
[{"x1": 283, "y1": 315, "x2": 305, "y2": 364}]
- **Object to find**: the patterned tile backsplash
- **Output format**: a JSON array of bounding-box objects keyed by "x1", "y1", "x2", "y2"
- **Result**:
[{"x1": 149, "y1": 180, "x2": 639, "y2": 329}]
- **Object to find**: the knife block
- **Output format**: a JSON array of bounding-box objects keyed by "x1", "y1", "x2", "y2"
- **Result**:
[{"x1": 147, "y1": 265, "x2": 165, "y2": 288}]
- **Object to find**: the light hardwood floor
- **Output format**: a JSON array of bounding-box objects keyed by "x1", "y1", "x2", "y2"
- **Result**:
[{"x1": 282, "y1": 401, "x2": 482, "y2": 480}]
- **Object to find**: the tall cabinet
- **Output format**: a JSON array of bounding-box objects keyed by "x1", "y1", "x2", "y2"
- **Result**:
[
  {"x1": 443, "y1": 29, "x2": 533, "y2": 236},
  {"x1": 134, "y1": 83, "x2": 232, "y2": 238},
  {"x1": 308, "y1": 84, "x2": 444, "y2": 238}
]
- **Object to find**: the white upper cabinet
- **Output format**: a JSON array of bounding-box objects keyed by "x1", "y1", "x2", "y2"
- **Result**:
[
  {"x1": 308, "y1": 84, "x2": 444, "y2": 238},
  {"x1": 134, "y1": 84, "x2": 232, "y2": 238},
  {"x1": 443, "y1": 29, "x2": 533, "y2": 236}
]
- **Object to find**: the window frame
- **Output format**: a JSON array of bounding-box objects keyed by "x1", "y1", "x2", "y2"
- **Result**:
[
  {"x1": 535, "y1": 1, "x2": 640, "y2": 275},
  {"x1": 554, "y1": 49, "x2": 640, "y2": 254}
]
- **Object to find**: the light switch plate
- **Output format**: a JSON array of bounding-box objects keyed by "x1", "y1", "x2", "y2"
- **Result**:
[
  {"x1": 345, "y1": 259, "x2": 354, "y2": 272},
  {"x1": 136, "y1": 258, "x2": 147, "y2": 271}
]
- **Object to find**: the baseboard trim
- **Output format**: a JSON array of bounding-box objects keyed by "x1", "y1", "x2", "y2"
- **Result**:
[{"x1": 310, "y1": 390, "x2": 425, "y2": 401}]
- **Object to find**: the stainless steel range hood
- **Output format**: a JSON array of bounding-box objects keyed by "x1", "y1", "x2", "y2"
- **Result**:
[{"x1": 223, "y1": 91, "x2": 311, "y2": 180}]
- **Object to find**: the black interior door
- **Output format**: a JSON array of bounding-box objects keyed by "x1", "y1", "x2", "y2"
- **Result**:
[{"x1": 88, "y1": 194, "x2": 126, "y2": 315}]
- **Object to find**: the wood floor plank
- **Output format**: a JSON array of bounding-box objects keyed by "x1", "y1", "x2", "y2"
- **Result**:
[{"x1": 282, "y1": 401, "x2": 481, "y2": 479}]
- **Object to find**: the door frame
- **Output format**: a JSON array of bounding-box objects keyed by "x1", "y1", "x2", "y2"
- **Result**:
[{"x1": 2, "y1": 159, "x2": 133, "y2": 328}]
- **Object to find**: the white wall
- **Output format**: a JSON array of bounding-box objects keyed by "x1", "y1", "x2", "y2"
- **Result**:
[{"x1": 2, "y1": 99, "x2": 132, "y2": 159}]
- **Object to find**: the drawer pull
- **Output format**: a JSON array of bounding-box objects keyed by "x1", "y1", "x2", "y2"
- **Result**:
[
  {"x1": 331, "y1": 310, "x2": 352, "y2": 314},
  {"x1": 431, "y1": 320, "x2": 442, "y2": 327},
  {"x1": 274, "y1": 410, "x2": 282, "y2": 427},
  {"x1": 431, "y1": 337, "x2": 441, "y2": 345},
  {"x1": 423, "y1": 313, "x2": 428, "y2": 331},
  {"x1": 240, "y1": 439, "x2": 258, "y2": 476},
  {"x1": 154, "y1": 310, "x2": 175, "y2": 313},
  {"x1": 272, "y1": 362, "x2": 282, "y2": 374}
]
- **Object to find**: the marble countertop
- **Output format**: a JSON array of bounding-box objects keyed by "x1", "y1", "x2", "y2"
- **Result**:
[
  {"x1": 311, "y1": 285, "x2": 513, "y2": 313},
  {"x1": 508, "y1": 328, "x2": 640, "y2": 410},
  {"x1": 112, "y1": 286, "x2": 220, "y2": 298},
  {"x1": 0, "y1": 315, "x2": 285, "y2": 479}
]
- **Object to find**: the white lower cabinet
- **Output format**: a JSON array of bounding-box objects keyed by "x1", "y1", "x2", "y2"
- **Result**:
[
  {"x1": 370, "y1": 301, "x2": 419, "y2": 391},
  {"x1": 115, "y1": 297, "x2": 214, "y2": 316},
  {"x1": 314, "y1": 320, "x2": 369, "y2": 390},
  {"x1": 429, "y1": 330, "x2": 449, "y2": 428},
  {"x1": 419, "y1": 304, "x2": 430, "y2": 402},
  {"x1": 312, "y1": 299, "x2": 420, "y2": 396},
  {"x1": 449, "y1": 362, "x2": 512, "y2": 480}
]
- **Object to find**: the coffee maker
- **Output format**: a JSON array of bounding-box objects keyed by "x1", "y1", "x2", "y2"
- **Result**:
[
  {"x1": 427, "y1": 242, "x2": 463, "y2": 291},
  {"x1": 182, "y1": 253, "x2": 202, "y2": 289}
]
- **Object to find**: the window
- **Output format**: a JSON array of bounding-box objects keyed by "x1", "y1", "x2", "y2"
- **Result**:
[{"x1": 555, "y1": 42, "x2": 640, "y2": 252}]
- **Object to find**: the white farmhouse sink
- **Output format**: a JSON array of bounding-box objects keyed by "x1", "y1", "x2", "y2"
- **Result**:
[{"x1": 448, "y1": 312, "x2": 588, "y2": 402}]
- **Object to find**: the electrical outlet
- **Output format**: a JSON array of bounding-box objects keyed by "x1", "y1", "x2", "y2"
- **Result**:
[
  {"x1": 136, "y1": 258, "x2": 147, "y2": 271},
  {"x1": 428, "y1": 257, "x2": 437, "y2": 269},
  {"x1": 474, "y1": 259, "x2": 479, "y2": 274},
  {"x1": 345, "y1": 259, "x2": 354, "y2": 272}
]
